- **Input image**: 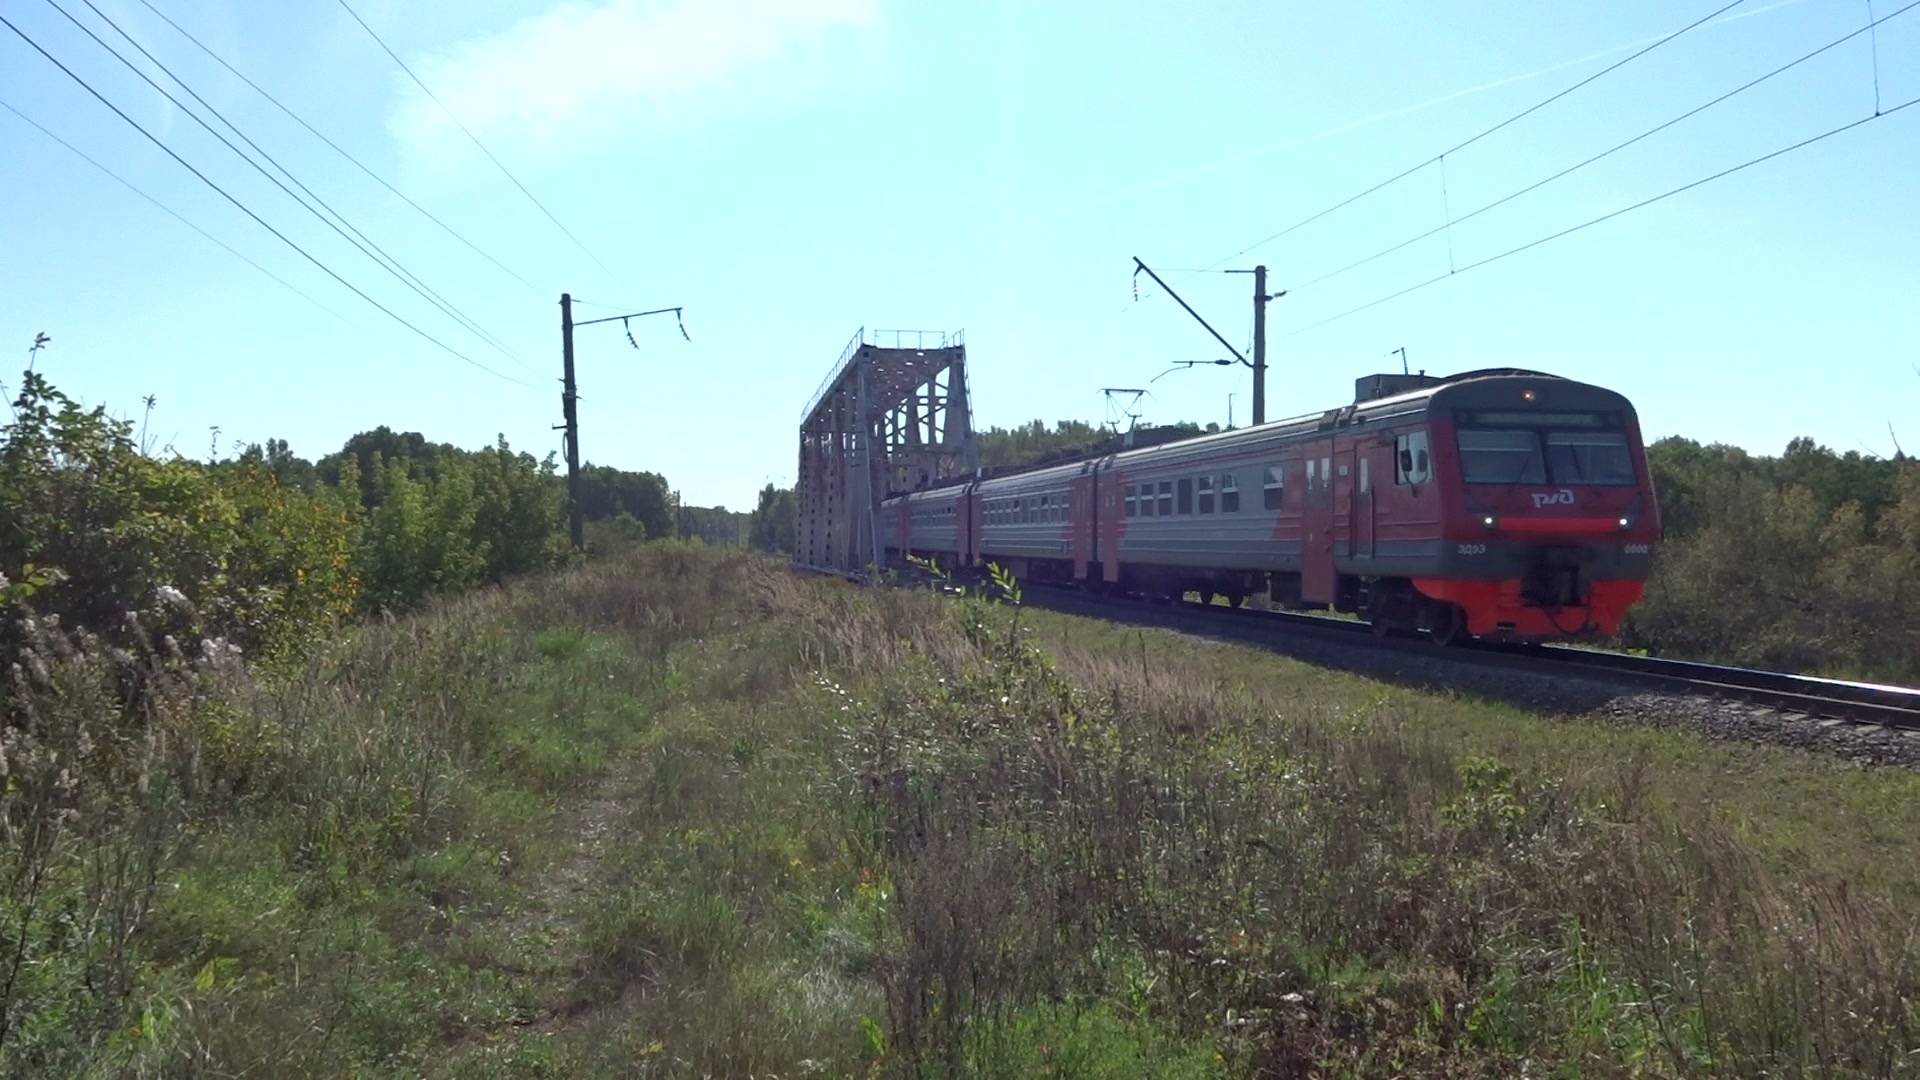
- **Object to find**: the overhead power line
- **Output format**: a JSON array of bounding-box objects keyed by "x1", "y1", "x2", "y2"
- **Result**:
[
  {"x1": 1291, "y1": 0, "x2": 1920, "y2": 294},
  {"x1": 1280, "y1": 94, "x2": 1920, "y2": 340},
  {"x1": 1, "y1": 96, "x2": 347, "y2": 323},
  {"x1": 1196, "y1": 0, "x2": 1753, "y2": 272},
  {"x1": 0, "y1": 10, "x2": 538, "y2": 388},
  {"x1": 333, "y1": 0, "x2": 620, "y2": 282},
  {"x1": 52, "y1": 0, "x2": 535, "y2": 374},
  {"x1": 130, "y1": 0, "x2": 546, "y2": 298}
]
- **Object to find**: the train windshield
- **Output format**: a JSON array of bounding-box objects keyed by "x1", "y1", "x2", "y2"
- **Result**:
[
  {"x1": 1544, "y1": 431, "x2": 1635, "y2": 484},
  {"x1": 1458, "y1": 429, "x2": 1546, "y2": 483},
  {"x1": 1456, "y1": 411, "x2": 1636, "y2": 485}
]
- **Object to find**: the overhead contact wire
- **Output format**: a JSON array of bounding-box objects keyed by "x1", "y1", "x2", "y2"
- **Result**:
[
  {"x1": 131, "y1": 0, "x2": 547, "y2": 297},
  {"x1": 0, "y1": 96, "x2": 348, "y2": 323},
  {"x1": 57, "y1": 0, "x2": 535, "y2": 373},
  {"x1": 0, "y1": 11, "x2": 538, "y2": 387},
  {"x1": 1290, "y1": 0, "x2": 1920, "y2": 293},
  {"x1": 1195, "y1": 0, "x2": 1753, "y2": 272},
  {"x1": 1281, "y1": 95, "x2": 1920, "y2": 339},
  {"x1": 333, "y1": 0, "x2": 620, "y2": 283}
]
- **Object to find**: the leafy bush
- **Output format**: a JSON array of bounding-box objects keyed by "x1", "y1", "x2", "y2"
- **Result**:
[{"x1": 1629, "y1": 437, "x2": 1920, "y2": 681}]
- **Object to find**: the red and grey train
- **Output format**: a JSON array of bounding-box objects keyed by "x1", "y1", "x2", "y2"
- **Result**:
[{"x1": 882, "y1": 369, "x2": 1659, "y2": 642}]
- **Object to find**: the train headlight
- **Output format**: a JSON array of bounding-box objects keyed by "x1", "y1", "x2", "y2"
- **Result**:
[
  {"x1": 1617, "y1": 516, "x2": 1631, "y2": 529},
  {"x1": 1481, "y1": 514, "x2": 1498, "y2": 529}
]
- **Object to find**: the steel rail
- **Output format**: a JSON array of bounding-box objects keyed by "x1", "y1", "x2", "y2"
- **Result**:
[
  {"x1": 799, "y1": 565, "x2": 1920, "y2": 729},
  {"x1": 1016, "y1": 582, "x2": 1920, "y2": 730}
]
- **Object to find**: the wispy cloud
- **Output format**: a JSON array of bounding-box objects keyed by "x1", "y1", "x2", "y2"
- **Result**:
[{"x1": 387, "y1": 0, "x2": 879, "y2": 157}]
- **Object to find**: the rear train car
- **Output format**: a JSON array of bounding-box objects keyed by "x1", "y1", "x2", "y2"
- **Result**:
[{"x1": 883, "y1": 369, "x2": 1658, "y2": 643}]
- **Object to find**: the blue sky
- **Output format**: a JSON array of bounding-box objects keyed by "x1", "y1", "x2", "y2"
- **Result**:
[{"x1": 3, "y1": 0, "x2": 1915, "y2": 508}]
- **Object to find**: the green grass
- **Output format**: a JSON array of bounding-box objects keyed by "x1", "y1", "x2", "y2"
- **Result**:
[{"x1": 5, "y1": 544, "x2": 1916, "y2": 1076}]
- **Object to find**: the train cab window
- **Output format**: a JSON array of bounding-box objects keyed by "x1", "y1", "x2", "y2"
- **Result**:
[
  {"x1": 1176, "y1": 478, "x2": 1193, "y2": 515},
  {"x1": 1262, "y1": 465, "x2": 1284, "y2": 510},
  {"x1": 1395, "y1": 432, "x2": 1432, "y2": 485},
  {"x1": 1220, "y1": 472, "x2": 1240, "y2": 512},
  {"x1": 1457, "y1": 429, "x2": 1544, "y2": 484},
  {"x1": 1545, "y1": 431, "x2": 1636, "y2": 485},
  {"x1": 1197, "y1": 475, "x2": 1215, "y2": 513},
  {"x1": 1157, "y1": 481, "x2": 1173, "y2": 516}
]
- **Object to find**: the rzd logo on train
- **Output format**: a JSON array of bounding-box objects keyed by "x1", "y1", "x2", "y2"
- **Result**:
[{"x1": 1530, "y1": 489, "x2": 1575, "y2": 508}]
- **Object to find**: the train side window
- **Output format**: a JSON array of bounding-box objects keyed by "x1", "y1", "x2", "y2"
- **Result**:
[
  {"x1": 1125, "y1": 487, "x2": 1136, "y2": 517},
  {"x1": 1306, "y1": 459, "x2": 1316, "y2": 489},
  {"x1": 1263, "y1": 465, "x2": 1284, "y2": 509},
  {"x1": 1359, "y1": 458, "x2": 1371, "y2": 494},
  {"x1": 1395, "y1": 432, "x2": 1431, "y2": 485},
  {"x1": 1197, "y1": 475, "x2": 1214, "y2": 513},
  {"x1": 1321, "y1": 457, "x2": 1332, "y2": 489},
  {"x1": 1157, "y1": 481, "x2": 1173, "y2": 516},
  {"x1": 1176, "y1": 478, "x2": 1193, "y2": 515},
  {"x1": 1220, "y1": 472, "x2": 1240, "y2": 512}
]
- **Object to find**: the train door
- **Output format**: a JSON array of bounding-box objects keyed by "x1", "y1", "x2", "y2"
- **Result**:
[
  {"x1": 1302, "y1": 438, "x2": 1336, "y2": 605},
  {"x1": 1096, "y1": 465, "x2": 1124, "y2": 583},
  {"x1": 1070, "y1": 468, "x2": 1096, "y2": 579},
  {"x1": 1350, "y1": 446, "x2": 1376, "y2": 559},
  {"x1": 961, "y1": 486, "x2": 980, "y2": 566}
]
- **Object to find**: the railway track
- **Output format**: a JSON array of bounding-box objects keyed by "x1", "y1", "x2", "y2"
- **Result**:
[
  {"x1": 1013, "y1": 582, "x2": 1920, "y2": 732},
  {"x1": 797, "y1": 563, "x2": 1920, "y2": 734}
]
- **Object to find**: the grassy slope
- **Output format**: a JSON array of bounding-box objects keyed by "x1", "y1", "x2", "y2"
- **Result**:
[
  {"x1": 7, "y1": 545, "x2": 1916, "y2": 1076},
  {"x1": 1033, "y1": 614, "x2": 1920, "y2": 897}
]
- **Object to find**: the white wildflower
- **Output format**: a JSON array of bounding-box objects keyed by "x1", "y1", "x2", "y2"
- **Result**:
[{"x1": 156, "y1": 585, "x2": 189, "y2": 610}]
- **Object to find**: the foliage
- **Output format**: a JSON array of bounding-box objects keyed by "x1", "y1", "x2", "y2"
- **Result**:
[
  {"x1": 978, "y1": 418, "x2": 1214, "y2": 473},
  {"x1": 1630, "y1": 436, "x2": 1920, "y2": 681},
  {"x1": 0, "y1": 370, "x2": 360, "y2": 657},
  {"x1": 747, "y1": 483, "x2": 797, "y2": 553},
  {"x1": 678, "y1": 502, "x2": 747, "y2": 545},
  {"x1": 576, "y1": 462, "x2": 672, "y2": 539},
  {"x1": 0, "y1": 363, "x2": 694, "y2": 655}
]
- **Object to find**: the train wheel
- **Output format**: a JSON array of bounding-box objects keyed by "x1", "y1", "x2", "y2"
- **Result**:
[{"x1": 1427, "y1": 604, "x2": 1467, "y2": 646}]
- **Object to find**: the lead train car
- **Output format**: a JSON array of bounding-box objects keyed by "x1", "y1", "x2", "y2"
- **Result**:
[{"x1": 885, "y1": 370, "x2": 1659, "y2": 642}]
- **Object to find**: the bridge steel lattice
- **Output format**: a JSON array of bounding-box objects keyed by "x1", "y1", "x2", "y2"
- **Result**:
[{"x1": 796, "y1": 329, "x2": 976, "y2": 575}]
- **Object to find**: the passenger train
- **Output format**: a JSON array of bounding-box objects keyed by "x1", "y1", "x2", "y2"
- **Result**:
[{"x1": 882, "y1": 369, "x2": 1659, "y2": 643}]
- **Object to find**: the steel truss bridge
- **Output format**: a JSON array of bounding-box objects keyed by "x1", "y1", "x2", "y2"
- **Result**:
[{"x1": 796, "y1": 328, "x2": 976, "y2": 574}]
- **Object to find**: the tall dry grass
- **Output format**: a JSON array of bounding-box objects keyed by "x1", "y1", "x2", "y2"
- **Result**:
[{"x1": 828, "y1": 584, "x2": 1920, "y2": 1075}]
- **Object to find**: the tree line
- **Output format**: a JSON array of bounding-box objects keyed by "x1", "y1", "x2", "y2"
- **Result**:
[{"x1": 1, "y1": 367, "x2": 742, "y2": 661}]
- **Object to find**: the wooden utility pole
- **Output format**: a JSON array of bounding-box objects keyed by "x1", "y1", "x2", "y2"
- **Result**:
[{"x1": 560, "y1": 292, "x2": 583, "y2": 550}]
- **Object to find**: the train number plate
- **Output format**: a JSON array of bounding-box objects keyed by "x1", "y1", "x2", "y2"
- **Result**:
[{"x1": 1455, "y1": 543, "x2": 1487, "y2": 556}]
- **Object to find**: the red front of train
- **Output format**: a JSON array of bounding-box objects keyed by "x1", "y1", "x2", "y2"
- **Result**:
[{"x1": 1407, "y1": 375, "x2": 1659, "y2": 639}]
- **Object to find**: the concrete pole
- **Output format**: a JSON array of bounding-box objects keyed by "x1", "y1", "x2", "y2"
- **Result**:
[
  {"x1": 561, "y1": 292, "x2": 584, "y2": 550},
  {"x1": 1252, "y1": 264, "x2": 1267, "y2": 426}
]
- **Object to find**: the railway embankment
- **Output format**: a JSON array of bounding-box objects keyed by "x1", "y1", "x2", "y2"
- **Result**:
[{"x1": 6, "y1": 545, "x2": 1916, "y2": 1075}]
